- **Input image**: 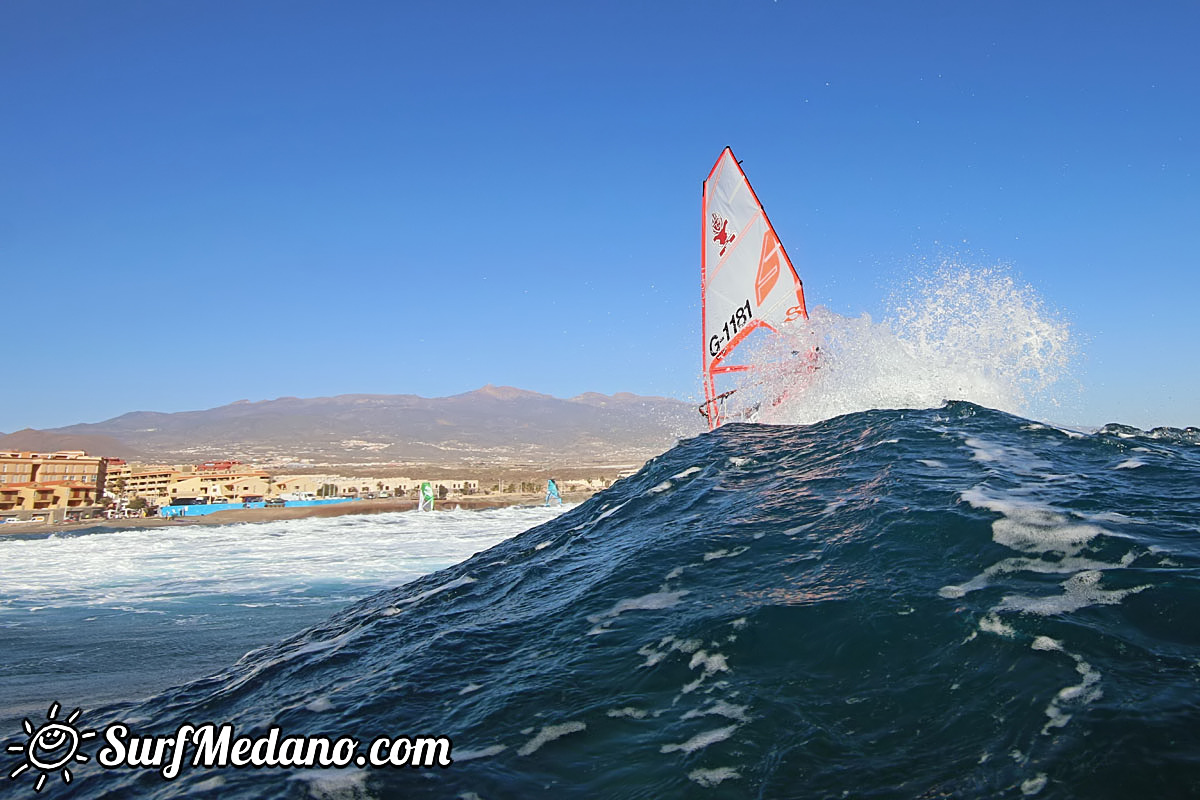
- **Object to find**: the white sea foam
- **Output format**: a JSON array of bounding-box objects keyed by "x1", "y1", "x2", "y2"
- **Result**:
[
  {"x1": 517, "y1": 721, "x2": 586, "y2": 756},
  {"x1": 689, "y1": 650, "x2": 730, "y2": 675},
  {"x1": 998, "y1": 570, "x2": 1149, "y2": 616},
  {"x1": 1033, "y1": 638, "x2": 1103, "y2": 735},
  {"x1": 0, "y1": 505, "x2": 567, "y2": 614},
  {"x1": 660, "y1": 724, "x2": 739, "y2": 754},
  {"x1": 288, "y1": 769, "x2": 367, "y2": 796},
  {"x1": 1021, "y1": 773, "x2": 1049, "y2": 795},
  {"x1": 637, "y1": 636, "x2": 703, "y2": 668},
  {"x1": 960, "y1": 487, "x2": 1102, "y2": 556},
  {"x1": 606, "y1": 707, "x2": 648, "y2": 719},
  {"x1": 391, "y1": 575, "x2": 477, "y2": 608},
  {"x1": 978, "y1": 613, "x2": 1016, "y2": 637},
  {"x1": 453, "y1": 744, "x2": 507, "y2": 762},
  {"x1": 593, "y1": 501, "x2": 629, "y2": 522},
  {"x1": 588, "y1": 591, "x2": 688, "y2": 624},
  {"x1": 191, "y1": 776, "x2": 226, "y2": 792},
  {"x1": 682, "y1": 649, "x2": 731, "y2": 693},
  {"x1": 1114, "y1": 459, "x2": 1145, "y2": 469},
  {"x1": 688, "y1": 767, "x2": 741, "y2": 787},
  {"x1": 703, "y1": 547, "x2": 748, "y2": 561},
  {"x1": 939, "y1": 550, "x2": 1136, "y2": 599},
  {"x1": 682, "y1": 700, "x2": 749, "y2": 722}
]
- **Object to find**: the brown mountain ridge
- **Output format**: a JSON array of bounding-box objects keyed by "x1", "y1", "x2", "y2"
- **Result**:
[{"x1": 0, "y1": 386, "x2": 704, "y2": 471}]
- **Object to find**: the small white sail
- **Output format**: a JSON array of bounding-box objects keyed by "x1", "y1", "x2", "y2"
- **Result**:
[{"x1": 700, "y1": 147, "x2": 808, "y2": 429}]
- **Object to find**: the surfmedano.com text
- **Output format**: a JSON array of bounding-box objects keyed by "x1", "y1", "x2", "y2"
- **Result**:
[{"x1": 98, "y1": 722, "x2": 453, "y2": 779}]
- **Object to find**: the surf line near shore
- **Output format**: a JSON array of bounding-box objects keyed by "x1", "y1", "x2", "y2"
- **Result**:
[{"x1": 0, "y1": 492, "x2": 596, "y2": 538}]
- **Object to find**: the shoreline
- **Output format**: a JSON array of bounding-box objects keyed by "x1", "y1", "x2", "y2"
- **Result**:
[{"x1": 0, "y1": 492, "x2": 595, "y2": 537}]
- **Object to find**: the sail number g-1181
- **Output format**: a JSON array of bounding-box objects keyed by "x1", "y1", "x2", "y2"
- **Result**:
[{"x1": 709, "y1": 300, "x2": 753, "y2": 357}]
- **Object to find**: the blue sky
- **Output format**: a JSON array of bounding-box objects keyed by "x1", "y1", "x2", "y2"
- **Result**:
[{"x1": 2, "y1": 1, "x2": 1197, "y2": 431}]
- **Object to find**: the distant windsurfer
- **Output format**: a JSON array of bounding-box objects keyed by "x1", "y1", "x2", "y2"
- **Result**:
[
  {"x1": 418, "y1": 481, "x2": 435, "y2": 512},
  {"x1": 545, "y1": 478, "x2": 562, "y2": 507}
]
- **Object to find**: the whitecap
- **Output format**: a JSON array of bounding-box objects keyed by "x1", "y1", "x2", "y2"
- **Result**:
[
  {"x1": 1021, "y1": 773, "x2": 1048, "y2": 795},
  {"x1": 305, "y1": 697, "x2": 333, "y2": 712},
  {"x1": 671, "y1": 466, "x2": 703, "y2": 480},
  {"x1": 587, "y1": 591, "x2": 688, "y2": 624},
  {"x1": 453, "y1": 744, "x2": 507, "y2": 762},
  {"x1": 998, "y1": 570, "x2": 1149, "y2": 616},
  {"x1": 682, "y1": 700, "x2": 749, "y2": 722},
  {"x1": 392, "y1": 575, "x2": 477, "y2": 608},
  {"x1": 660, "y1": 724, "x2": 739, "y2": 754},
  {"x1": 688, "y1": 767, "x2": 741, "y2": 787},
  {"x1": 703, "y1": 547, "x2": 748, "y2": 561},
  {"x1": 517, "y1": 721, "x2": 586, "y2": 756},
  {"x1": 606, "y1": 707, "x2": 648, "y2": 719},
  {"x1": 978, "y1": 613, "x2": 1015, "y2": 637}
]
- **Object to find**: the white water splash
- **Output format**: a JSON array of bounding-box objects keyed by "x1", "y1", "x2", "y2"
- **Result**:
[
  {"x1": 0, "y1": 505, "x2": 567, "y2": 612},
  {"x1": 749, "y1": 265, "x2": 1075, "y2": 425}
]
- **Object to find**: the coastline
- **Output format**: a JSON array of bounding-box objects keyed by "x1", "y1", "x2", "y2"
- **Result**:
[{"x1": 0, "y1": 491, "x2": 595, "y2": 537}]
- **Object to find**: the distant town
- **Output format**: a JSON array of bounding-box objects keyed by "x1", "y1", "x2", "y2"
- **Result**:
[{"x1": 0, "y1": 449, "x2": 633, "y2": 526}]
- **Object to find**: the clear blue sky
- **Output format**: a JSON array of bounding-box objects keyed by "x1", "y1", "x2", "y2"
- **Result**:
[{"x1": 2, "y1": 1, "x2": 1197, "y2": 431}]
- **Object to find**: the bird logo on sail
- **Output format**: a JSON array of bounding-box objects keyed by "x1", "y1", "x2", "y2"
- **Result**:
[{"x1": 711, "y1": 213, "x2": 736, "y2": 257}]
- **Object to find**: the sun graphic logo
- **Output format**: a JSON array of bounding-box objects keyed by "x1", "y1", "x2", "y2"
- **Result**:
[{"x1": 6, "y1": 702, "x2": 96, "y2": 793}]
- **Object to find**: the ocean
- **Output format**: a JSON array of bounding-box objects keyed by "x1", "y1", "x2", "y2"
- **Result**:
[
  {"x1": 0, "y1": 505, "x2": 567, "y2": 792},
  {"x1": 3, "y1": 402, "x2": 1198, "y2": 798}
]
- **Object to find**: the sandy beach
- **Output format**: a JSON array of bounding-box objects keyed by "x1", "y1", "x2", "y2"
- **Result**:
[{"x1": 0, "y1": 491, "x2": 595, "y2": 537}]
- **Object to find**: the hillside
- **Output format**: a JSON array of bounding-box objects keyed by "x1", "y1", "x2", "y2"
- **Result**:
[{"x1": 0, "y1": 386, "x2": 703, "y2": 471}]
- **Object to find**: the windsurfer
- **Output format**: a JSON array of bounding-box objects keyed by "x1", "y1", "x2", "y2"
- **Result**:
[
  {"x1": 700, "y1": 147, "x2": 809, "y2": 430},
  {"x1": 545, "y1": 478, "x2": 563, "y2": 507}
]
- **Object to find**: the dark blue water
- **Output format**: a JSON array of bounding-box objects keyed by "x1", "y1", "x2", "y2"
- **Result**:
[{"x1": 9, "y1": 403, "x2": 1200, "y2": 798}]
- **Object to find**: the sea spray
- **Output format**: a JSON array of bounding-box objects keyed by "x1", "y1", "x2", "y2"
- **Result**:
[{"x1": 753, "y1": 263, "x2": 1076, "y2": 425}]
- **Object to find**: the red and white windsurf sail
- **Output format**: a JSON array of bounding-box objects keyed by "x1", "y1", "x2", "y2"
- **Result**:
[{"x1": 701, "y1": 147, "x2": 808, "y2": 429}]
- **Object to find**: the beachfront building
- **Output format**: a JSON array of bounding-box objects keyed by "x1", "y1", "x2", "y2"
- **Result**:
[
  {"x1": 104, "y1": 458, "x2": 131, "y2": 490},
  {"x1": 102, "y1": 461, "x2": 275, "y2": 506},
  {"x1": 0, "y1": 450, "x2": 108, "y2": 524},
  {"x1": 271, "y1": 476, "x2": 339, "y2": 496},
  {"x1": 270, "y1": 475, "x2": 485, "y2": 499},
  {"x1": 121, "y1": 465, "x2": 179, "y2": 503},
  {"x1": 167, "y1": 466, "x2": 272, "y2": 504}
]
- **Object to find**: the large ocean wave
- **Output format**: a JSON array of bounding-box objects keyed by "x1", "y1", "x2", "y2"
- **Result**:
[{"x1": 44, "y1": 402, "x2": 1199, "y2": 799}]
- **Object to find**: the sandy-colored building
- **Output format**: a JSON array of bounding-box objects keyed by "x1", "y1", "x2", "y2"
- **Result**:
[
  {"x1": 168, "y1": 468, "x2": 271, "y2": 504},
  {"x1": 104, "y1": 458, "x2": 131, "y2": 489},
  {"x1": 121, "y1": 465, "x2": 179, "y2": 502},
  {"x1": 271, "y1": 475, "x2": 481, "y2": 499},
  {"x1": 104, "y1": 460, "x2": 274, "y2": 506},
  {"x1": 0, "y1": 450, "x2": 108, "y2": 523}
]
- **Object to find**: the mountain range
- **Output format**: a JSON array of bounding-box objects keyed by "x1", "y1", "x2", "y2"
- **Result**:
[{"x1": 0, "y1": 386, "x2": 704, "y2": 473}]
